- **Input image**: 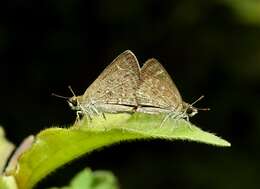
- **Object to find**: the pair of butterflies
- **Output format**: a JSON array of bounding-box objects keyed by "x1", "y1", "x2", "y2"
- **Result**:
[{"x1": 55, "y1": 50, "x2": 207, "y2": 121}]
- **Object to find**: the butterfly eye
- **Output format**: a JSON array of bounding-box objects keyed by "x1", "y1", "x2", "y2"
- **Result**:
[
  {"x1": 186, "y1": 108, "x2": 193, "y2": 115},
  {"x1": 186, "y1": 107, "x2": 198, "y2": 117},
  {"x1": 67, "y1": 97, "x2": 78, "y2": 110}
]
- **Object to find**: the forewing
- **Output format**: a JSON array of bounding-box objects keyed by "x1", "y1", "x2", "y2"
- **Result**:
[
  {"x1": 137, "y1": 58, "x2": 183, "y2": 109},
  {"x1": 83, "y1": 50, "x2": 140, "y2": 106}
]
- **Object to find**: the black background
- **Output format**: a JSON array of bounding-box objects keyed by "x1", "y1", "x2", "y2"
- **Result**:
[{"x1": 1, "y1": 0, "x2": 259, "y2": 188}]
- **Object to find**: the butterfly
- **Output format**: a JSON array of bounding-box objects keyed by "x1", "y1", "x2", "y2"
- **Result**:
[
  {"x1": 136, "y1": 58, "x2": 208, "y2": 123},
  {"x1": 53, "y1": 50, "x2": 141, "y2": 120}
]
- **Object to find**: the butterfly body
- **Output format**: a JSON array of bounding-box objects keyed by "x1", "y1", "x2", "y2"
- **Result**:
[{"x1": 69, "y1": 96, "x2": 136, "y2": 118}]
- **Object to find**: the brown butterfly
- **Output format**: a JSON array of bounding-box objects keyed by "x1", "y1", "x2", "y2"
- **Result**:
[
  {"x1": 53, "y1": 50, "x2": 141, "y2": 120},
  {"x1": 136, "y1": 58, "x2": 208, "y2": 122}
]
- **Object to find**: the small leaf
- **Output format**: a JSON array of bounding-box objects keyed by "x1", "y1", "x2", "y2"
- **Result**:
[
  {"x1": 0, "y1": 127, "x2": 15, "y2": 174},
  {"x1": 0, "y1": 176, "x2": 18, "y2": 189},
  {"x1": 13, "y1": 113, "x2": 230, "y2": 189},
  {"x1": 90, "y1": 170, "x2": 119, "y2": 189},
  {"x1": 5, "y1": 135, "x2": 35, "y2": 175},
  {"x1": 48, "y1": 168, "x2": 118, "y2": 189}
]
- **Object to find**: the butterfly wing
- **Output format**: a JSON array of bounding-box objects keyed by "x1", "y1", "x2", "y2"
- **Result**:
[
  {"x1": 82, "y1": 50, "x2": 140, "y2": 106},
  {"x1": 137, "y1": 58, "x2": 183, "y2": 110}
]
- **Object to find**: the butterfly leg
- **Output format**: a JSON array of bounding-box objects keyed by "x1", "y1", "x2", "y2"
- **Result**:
[
  {"x1": 76, "y1": 111, "x2": 82, "y2": 122},
  {"x1": 90, "y1": 105, "x2": 108, "y2": 130},
  {"x1": 91, "y1": 104, "x2": 107, "y2": 120},
  {"x1": 102, "y1": 112, "x2": 107, "y2": 120},
  {"x1": 169, "y1": 112, "x2": 183, "y2": 130},
  {"x1": 72, "y1": 111, "x2": 84, "y2": 127},
  {"x1": 179, "y1": 113, "x2": 193, "y2": 130},
  {"x1": 160, "y1": 113, "x2": 171, "y2": 128},
  {"x1": 85, "y1": 113, "x2": 93, "y2": 127},
  {"x1": 174, "y1": 112, "x2": 193, "y2": 130},
  {"x1": 185, "y1": 116, "x2": 194, "y2": 130},
  {"x1": 79, "y1": 105, "x2": 93, "y2": 127}
]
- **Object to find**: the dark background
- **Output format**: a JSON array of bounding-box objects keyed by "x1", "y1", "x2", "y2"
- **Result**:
[{"x1": 1, "y1": 0, "x2": 259, "y2": 188}]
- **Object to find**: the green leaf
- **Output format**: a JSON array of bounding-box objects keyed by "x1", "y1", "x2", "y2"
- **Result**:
[
  {"x1": 48, "y1": 168, "x2": 118, "y2": 189},
  {"x1": 13, "y1": 113, "x2": 230, "y2": 189}
]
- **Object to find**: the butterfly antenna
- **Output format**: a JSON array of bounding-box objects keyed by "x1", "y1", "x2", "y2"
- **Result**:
[
  {"x1": 196, "y1": 107, "x2": 210, "y2": 111},
  {"x1": 51, "y1": 93, "x2": 70, "y2": 100},
  {"x1": 68, "y1": 85, "x2": 76, "y2": 97},
  {"x1": 190, "y1": 95, "x2": 210, "y2": 111},
  {"x1": 68, "y1": 85, "x2": 79, "y2": 105},
  {"x1": 191, "y1": 95, "x2": 204, "y2": 106}
]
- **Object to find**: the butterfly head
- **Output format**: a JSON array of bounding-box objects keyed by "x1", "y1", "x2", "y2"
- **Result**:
[
  {"x1": 183, "y1": 95, "x2": 210, "y2": 118},
  {"x1": 67, "y1": 96, "x2": 82, "y2": 111},
  {"x1": 52, "y1": 86, "x2": 83, "y2": 111},
  {"x1": 67, "y1": 86, "x2": 83, "y2": 111},
  {"x1": 67, "y1": 96, "x2": 78, "y2": 110},
  {"x1": 183, "y1": 102, "x2": 198, "y2": 117}
]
